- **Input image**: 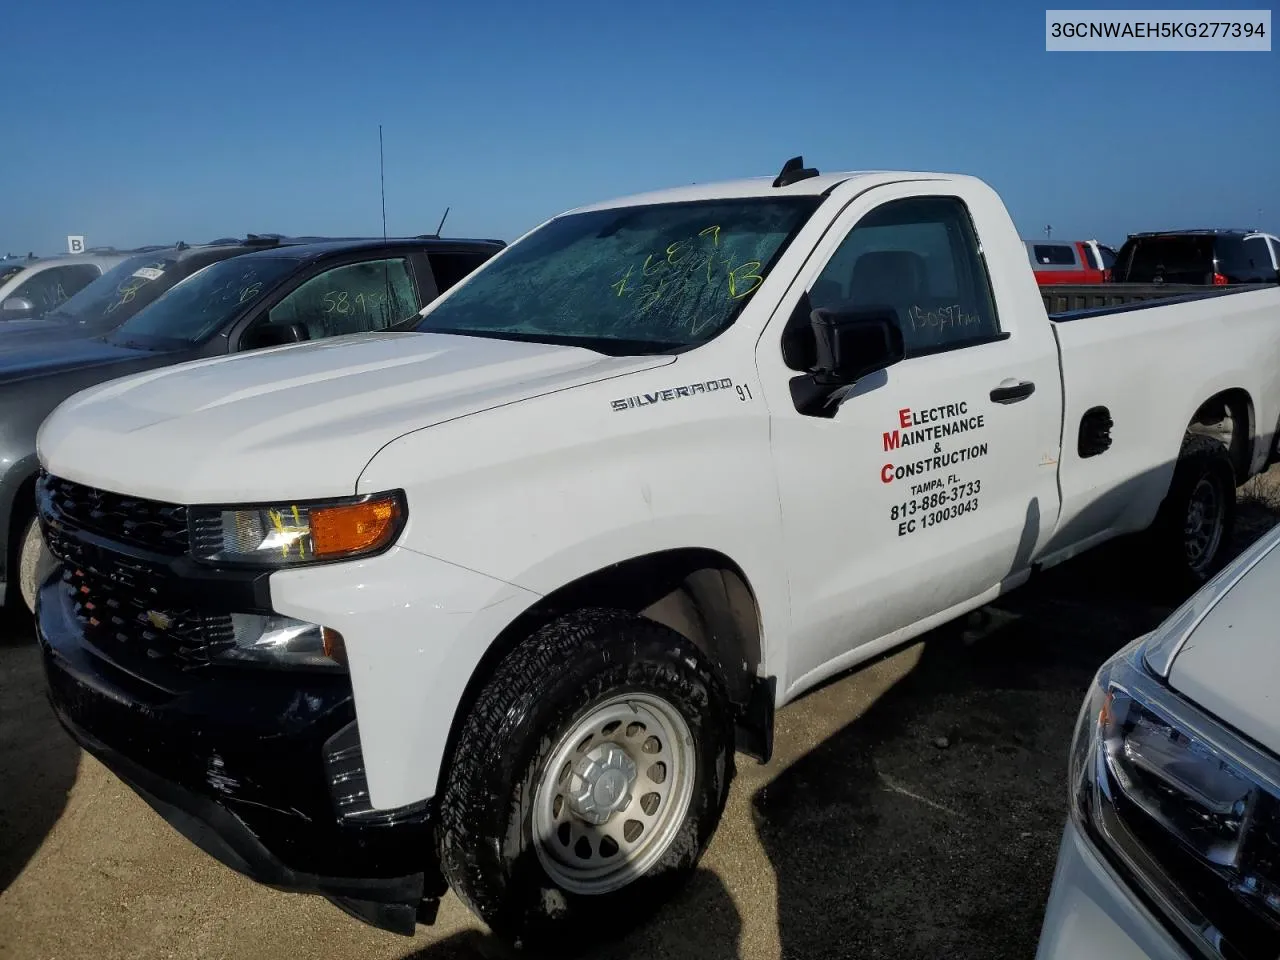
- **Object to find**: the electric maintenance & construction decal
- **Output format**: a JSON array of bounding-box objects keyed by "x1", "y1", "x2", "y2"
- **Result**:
[{"x1": 881, "y1": 401, "x2": 990, "y2": 537}]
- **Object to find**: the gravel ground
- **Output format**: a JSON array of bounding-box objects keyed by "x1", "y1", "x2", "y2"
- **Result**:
[{"x1": 3, "y1": 473, "x2": 1278, "y2": 960}]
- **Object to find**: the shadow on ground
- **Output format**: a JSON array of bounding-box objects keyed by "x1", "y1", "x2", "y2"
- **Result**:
[
  {"x1": 397, "y1": 497, "x2": 1280, "y2": 960},
  {"x1": 401, "y1": 870, "x2": 743, "y2": 960},
  {"x1": 751, "y1": 502, "x2": 1280, "y2": 960},
  {"x1": 0, "y1": 606, "x2": 81, "y2": 893}
]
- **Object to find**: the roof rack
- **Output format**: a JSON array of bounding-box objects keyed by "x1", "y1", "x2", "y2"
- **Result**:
[{"x1": 1128, "y1": 228, "x2": 1256, "y2": 237}]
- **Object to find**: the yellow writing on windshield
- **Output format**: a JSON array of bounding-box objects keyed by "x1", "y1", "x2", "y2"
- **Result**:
[{"x1": 608, "y1": 224, "x2": 765, "y2": 318}]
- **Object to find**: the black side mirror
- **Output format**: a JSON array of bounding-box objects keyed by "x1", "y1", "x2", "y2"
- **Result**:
[
  {"x1": 811, "y1": 307, "x2": 905, "y2": 384},
  {"x1": 790, "y1": 307, "x2": 905, "y2": 417},
  {"x1": 246, "y1": 322, "x2": 310, "y2": 349}
]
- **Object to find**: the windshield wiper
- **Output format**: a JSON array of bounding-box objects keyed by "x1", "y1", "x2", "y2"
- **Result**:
[{"x1": 102, "y1": 334, "x2": 155, "y2": 351}]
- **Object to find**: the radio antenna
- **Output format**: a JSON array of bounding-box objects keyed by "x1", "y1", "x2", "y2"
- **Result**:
[
  {"x1": 434, "y1": 206, "x2": 450, "y2": 237},
  {"x1": 379, "y1": 124, "x2": 387, "y2": 241}
]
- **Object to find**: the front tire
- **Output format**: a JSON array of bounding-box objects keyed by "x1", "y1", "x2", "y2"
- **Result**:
[
  {"x1": 18, "y1": 516, "x2": 54, "y2": 613},
  {"x1": 436, "y1": 609, "x2": 735, "y2": 949}
]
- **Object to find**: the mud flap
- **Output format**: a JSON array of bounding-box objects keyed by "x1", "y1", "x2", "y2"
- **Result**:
[{"x1": 734, "y1": 674, "x2": 776, "y2": 764}]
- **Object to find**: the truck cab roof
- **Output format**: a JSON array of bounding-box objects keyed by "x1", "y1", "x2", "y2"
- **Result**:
[
  {"x1": 565, "y1": 168, "x2": 966, "y2": 214},
  {"x1": 220, "y1": 236, "x2": 506, "y2": 265}
]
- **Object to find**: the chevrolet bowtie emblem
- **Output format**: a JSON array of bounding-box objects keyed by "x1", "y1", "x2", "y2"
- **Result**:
[{"x1": 145, "y1": 610, "x2": 173, "y2": 630}]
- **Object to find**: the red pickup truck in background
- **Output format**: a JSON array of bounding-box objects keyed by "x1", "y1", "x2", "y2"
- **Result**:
[{"x1": 1025, "y1": 239, "x2": 1116, "y2": 284}]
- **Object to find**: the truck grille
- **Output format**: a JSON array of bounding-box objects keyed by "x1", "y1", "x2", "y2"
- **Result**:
[
  {"x1": 43, "y1": 524, "x2": 234, "y2": 672},
  {"x1": 37, "y1": 471, "x2": 189, "y2": 556}
]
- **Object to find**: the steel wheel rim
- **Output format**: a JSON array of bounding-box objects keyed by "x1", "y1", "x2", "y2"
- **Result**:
[
  {"x1": 1184, "y1": 475, "x2": 1224, "y2": 574},
  {"x1": 531, "y1": 691, "x2": 695, "y2": 895}
]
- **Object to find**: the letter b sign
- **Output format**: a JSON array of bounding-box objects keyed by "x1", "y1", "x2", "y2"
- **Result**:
[{"x1": 67, "y1": 235, "x2": 85, "y2": 254}]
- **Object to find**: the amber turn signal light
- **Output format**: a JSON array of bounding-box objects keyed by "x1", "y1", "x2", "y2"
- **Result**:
[{"x1": 310, "y1": 497, "x2": 402, "y2": 558}]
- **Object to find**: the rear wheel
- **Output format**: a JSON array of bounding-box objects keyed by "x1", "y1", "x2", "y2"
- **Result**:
[
  {"x1": 436, "y1": 609, "x2": 735, "y2": 949},
  {"x1": 1148, "y1": 435, "x2": 1236, "y2": 593},
  {"x1": 18, "y1": 516, "x2": 54, "y2": 613}
]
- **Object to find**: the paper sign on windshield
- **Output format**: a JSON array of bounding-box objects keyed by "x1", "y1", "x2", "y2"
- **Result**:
[{"x1": 132, "y1": 267, "x2": 165, "y2": 281}]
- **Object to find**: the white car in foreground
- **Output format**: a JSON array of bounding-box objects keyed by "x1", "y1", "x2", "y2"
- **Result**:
[{"x1": 1037, "y1": 521, "x2": 1280, "y2": 959}]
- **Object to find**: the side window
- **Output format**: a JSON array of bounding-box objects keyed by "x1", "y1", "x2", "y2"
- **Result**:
[
  {"x1": 12, "y1": 264, "x2": 102, "y2": 313},
  {"x1": 1216, "y1": 239, "x2": 1251, "y2": 277},
  {"x1": 263, "y1": 257, "x2": 422, "y2": 340},
  {"x1": 427, "y1": 250, "x2": 494, "y2": 293},
  {"x1": 1082, "y1": 245, "x2": 1101, "y2": 270},
  {"x1": 1031, "y1": 244, "x2": 1078, "y2": 266},
  {"x1": 1244, "y1": 238, "x2": 1274, "y2": 277},
  {"x1": 808, "y1": 196, "x2": 1001, "y2": 357}
]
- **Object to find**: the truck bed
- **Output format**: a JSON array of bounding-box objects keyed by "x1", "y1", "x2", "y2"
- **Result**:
[
  {"x1": 1041, "y1": 282, "x2": 1276, "y2": 320},
  {"x1": 1040, "y1": 283, "x2": 1280, "y2": 565}
]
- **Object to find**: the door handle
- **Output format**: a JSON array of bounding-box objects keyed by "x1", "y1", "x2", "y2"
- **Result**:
[{"x1": 990, "y1": 379, "x2": 1035, "y2": 404}]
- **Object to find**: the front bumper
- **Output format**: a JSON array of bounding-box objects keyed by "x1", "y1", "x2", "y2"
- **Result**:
[
  {"x1": 1036, "y1": 820, "x2": 1192, "y2": 960},
  {"x1": 36, "y1": 573, "x2": 446, "y2": 936}
]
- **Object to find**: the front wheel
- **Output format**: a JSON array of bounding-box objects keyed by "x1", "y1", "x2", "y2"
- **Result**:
[
  {"x1": 436, "y1": 609, "x2": 735, "y2": 949},
  {"x1": 18, "y1": 516, "x2": 55, "y2": 613}
]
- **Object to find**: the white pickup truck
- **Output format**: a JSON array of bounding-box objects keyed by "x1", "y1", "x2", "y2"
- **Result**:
[{"x1": 33, "y1": 158, "x2": 1280, "y2": 947}]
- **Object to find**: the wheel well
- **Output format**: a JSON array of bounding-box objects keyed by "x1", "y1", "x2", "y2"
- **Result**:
[
  {"x1": 1187, "y1": 389, "x2": 1252, "y2": 480},
  {"x1": 434, "y1": 549, "x2": 765, "y2": 795},
  {"x1": 5, "y1": 472, "x2": 36, "y2": 597}
]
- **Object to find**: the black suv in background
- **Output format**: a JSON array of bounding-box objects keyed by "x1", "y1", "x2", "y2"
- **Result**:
[
  {"x1": 0, "y1": 234, "x2": 505, "y2": 611},
  {"x1": 1111, "y1": 229, "x2": 1280, "y2": 285},
  {"x1": 0, "y1": 235, "x2": 383, "y2": 349}
]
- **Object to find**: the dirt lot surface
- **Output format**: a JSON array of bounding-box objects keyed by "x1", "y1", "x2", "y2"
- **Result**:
[{"x1": 3, "y1": 473, "x2": 1279, "y2": 960}]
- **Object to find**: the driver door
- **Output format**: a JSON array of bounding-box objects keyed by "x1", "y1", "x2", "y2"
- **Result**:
[{"x1": 756, "y1": 182, "x2": 1064, "y2": 694}]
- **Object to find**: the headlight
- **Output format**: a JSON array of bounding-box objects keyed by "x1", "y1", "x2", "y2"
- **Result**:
[
  {"x1": 189, "y1": 491, "x2": 405, "y2": 567},
  {"x1": 1071, "y1": 641, "x2": 1280, "y2": 956},
  {"x1": 217, "y1": 613, "x2": 347, "y2": 670}
]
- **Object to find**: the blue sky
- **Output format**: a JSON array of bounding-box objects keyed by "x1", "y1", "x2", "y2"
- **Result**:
[{"x1": 2, "y1": 0, "x2": 1275, "y2": 255}]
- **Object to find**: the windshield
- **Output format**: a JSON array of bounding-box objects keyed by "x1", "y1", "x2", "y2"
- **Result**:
[
  {"x1": 416, "y1": 197, "x2": 818, "y2": 354},
  {"x1": 108, "y1": 255, "x2": 299, "y2": 349},
  {"x1": 1118, "y1": 236, "x2": 1215, "y2": 283},
  {"x1": 48, "y1": 253, "x2": 181, "y2": 327}
]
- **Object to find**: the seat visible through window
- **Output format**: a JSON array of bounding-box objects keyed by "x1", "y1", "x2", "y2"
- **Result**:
[
  {"x1": 806, "y1": 196, "x2": 1001, "y2": 357},
  {"x1": 263, "y1": 257, "x2": 422, "y2": 340}
]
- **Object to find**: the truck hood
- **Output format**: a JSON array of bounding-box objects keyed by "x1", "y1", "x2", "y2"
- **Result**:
[
  {"x1": 0, "y1": 317, "x2": 106, "y2": 351},
  {"x1": 1164, "y1": 532, "x2": 1280, "y2": 753},
  {"x1": 39, "y1": 330, "x2": 673, "y2": 504},
  {"x1": 0, "y1": 335, "x2": 152, "y2": 382}
]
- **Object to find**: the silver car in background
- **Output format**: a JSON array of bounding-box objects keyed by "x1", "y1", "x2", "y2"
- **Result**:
[
  {"x1": 0, "y1": 250, "x2": 131, "y2": 321},
  {"x1": 1037, "y1": 523, "x2": 1280, "y2": 958}
]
